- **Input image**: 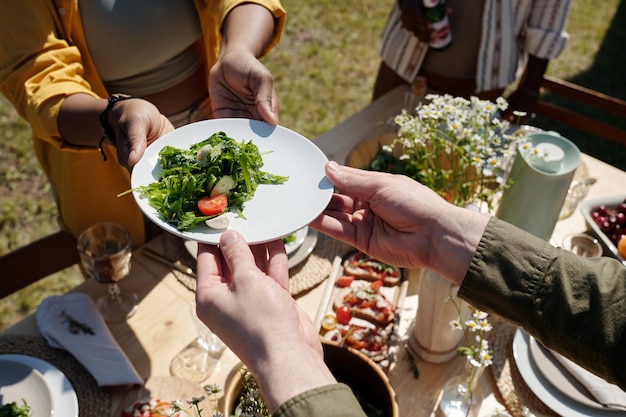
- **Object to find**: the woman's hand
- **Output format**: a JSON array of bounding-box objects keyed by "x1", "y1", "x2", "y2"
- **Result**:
[
  {"x1": 58, "y1": 93, "x2": 175, "y2": 168},
  {"x1": 209, "y1": 3, "x2": 280, "y2": 125},
  {"x1": 108, "y1": 99, "x2": 174, "y2": 167},
  {"x1": 209, "y1": 49, "x2": 279, "y2": 124}
]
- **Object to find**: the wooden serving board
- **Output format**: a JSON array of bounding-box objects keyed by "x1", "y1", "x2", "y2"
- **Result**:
[{"x1": 315, "y1": 251, "x2": 408, "y2": 369}]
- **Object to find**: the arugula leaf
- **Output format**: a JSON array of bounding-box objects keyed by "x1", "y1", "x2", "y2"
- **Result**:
[
  {"x1": 0, "y1": 400, "x2": 31, "y2": 417},
  {"x1": 136, "y1": 131, "x2": 288, "y2": 231}
]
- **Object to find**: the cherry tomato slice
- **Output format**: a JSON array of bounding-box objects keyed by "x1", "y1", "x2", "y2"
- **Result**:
[
  {"x1": 336, "y1": 305, "x2": 352, "y2": 325},
  {"x1": 321, "y1": 314, "x2": 338, "y2": 331},
  {"x1": 336, "y1": 275, "x2": 354, "y2": 288},
  {"x1": 197, "y1": 194, "x2": 228, "y2": 216},
  {"x1": 370, "y1": 280, "x2": 383, "y2": 290}
]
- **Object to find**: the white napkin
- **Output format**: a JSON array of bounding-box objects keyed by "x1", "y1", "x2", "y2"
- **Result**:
[
  {"x1": 551, "y1": 350, "x2": 626, "y2": 411},
  {"x1": 36, "y1": 293, "x2": 144, "y2": 387}
]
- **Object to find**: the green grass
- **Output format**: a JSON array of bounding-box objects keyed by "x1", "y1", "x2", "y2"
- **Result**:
[
  {"x1": 531, "y1": 0, "x2": 626, "y2": 169},
  {"x1": 0, "y1": 101, "x2": 85, "y2": 330},
  {"x1": 1, "y1": 0, "x2": 624, "y2": 331}
]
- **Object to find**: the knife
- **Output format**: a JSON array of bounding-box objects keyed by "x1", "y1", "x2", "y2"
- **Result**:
[{"x1": 142, "y1": 247, "x2": 197, "y2": 278}]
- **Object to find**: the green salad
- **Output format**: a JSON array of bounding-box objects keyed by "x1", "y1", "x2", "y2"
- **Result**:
[
  {"x1": 134, "y1": 131, "x2": 288, "y2": 231},
  {"x1": 0, "y1": 400, "x2": 31, "y2": 417}
]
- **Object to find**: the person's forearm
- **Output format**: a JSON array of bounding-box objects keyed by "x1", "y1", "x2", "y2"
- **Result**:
[
  {"x1": 221, "y1": 4, "x2": 275, "y2": 57},
  {"x1": 459, "y1": 218, "x2": 626, "y2": 389},
  {"x1": 429, "y1": 205, "x2": 490, "y2": 286},
  {"x1": 252, "y1": 344, "x2": 337, "y2": 412},
  {"x1": 57, "y1": 93, "x2": 108, "y2": 147}
]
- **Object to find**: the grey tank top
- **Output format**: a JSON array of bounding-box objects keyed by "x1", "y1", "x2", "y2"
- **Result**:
[{"x1": 79, "y1": 0, "x2": 203, "y2": 96}]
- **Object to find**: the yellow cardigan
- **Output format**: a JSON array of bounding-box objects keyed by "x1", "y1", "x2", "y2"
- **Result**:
[{"x1": 0, "y1": 0, "x2": 286, "y2": 247}]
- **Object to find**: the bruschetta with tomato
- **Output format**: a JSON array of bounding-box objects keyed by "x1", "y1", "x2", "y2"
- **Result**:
[
  {"x1": 323, "y1": 324, "x2": 389, "y2": 362},
  {"x1": 334, "y1": 282, "x2": 396, "y2": 327},
  {"x1": 343, "y1": 252, "x2": 401, "y2": 286}
]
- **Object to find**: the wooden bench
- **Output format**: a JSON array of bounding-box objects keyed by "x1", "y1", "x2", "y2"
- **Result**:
[
  {"x1": 0, "y1": 229, "x2": 80, "y2": 299},
  {"x1": 536, "y1": 75, "x2": 626, "y2": 147}
]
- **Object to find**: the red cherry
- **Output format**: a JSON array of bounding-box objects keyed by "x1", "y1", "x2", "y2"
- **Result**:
[{"x1": 592, "y1": 202, "x2": 626, "y2": 246}]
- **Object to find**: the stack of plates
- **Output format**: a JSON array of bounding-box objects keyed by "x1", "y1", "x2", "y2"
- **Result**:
[
  {"x1": 0, "y1": 354, "x2": 79, "y2": 416},
  {"x1": 184, "y1": 226, "x2": 318, "y2": 269},
  {"x1": 284, "y1": 227, "x2": 318, "y2": 268},
  {"x1": 512, "y1": 328, "x2": 625, "y2": 416}
]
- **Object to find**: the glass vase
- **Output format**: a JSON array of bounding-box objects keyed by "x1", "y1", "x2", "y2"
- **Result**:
[{"x1": 439, "y1": 360, "x2": 486, "y2": 417}]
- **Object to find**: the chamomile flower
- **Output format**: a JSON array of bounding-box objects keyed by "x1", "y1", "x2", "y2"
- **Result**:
[
  {"x1": 170, "y1": 399, "x2": 184, "y2": 411},
  {"x1": 480, "y1": 349, "x2": 493, "y2": 366},
  {"x1": 450, "y1": 303, "x2": 494, "y2": 368},
  {"x1": 450, "y1": 319, "x2": 463, "y2": 329},
  {"x1": 385, "y1": 94, "x2": 523, "y2": 211},
  {"x1": 487, "y1": 157, "x2": 499, "y2": 168},
  {"x1": 473, "y1": 310, "x2": 488, "y2": 320},
  {"x1": 205, "y1": 384, "x2": 222, "y2": 395},
  {"x1": 496, "y1": 97, "x2": 508, "y2": 111},
  {"x1": 478, "y1": 319, "x2": 493, "y2": 332}
]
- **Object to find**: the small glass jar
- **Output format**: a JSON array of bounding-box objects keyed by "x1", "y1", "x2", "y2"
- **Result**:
[{"x1": 562, "y1": 233, "x2": 603, "y2": 258}]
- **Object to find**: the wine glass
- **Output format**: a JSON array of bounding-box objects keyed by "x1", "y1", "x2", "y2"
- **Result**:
[
  {"x1": 170, "y1": 301, "x2": 226, "y2": 382},
  {"x1": 76, "y1": 222, "x2": 138, "y2": 322}
]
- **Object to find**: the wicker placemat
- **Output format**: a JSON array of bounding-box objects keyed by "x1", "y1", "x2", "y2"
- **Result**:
[
  {"x1": 490, "y1": 322, "x2": 559, "y2": 417},
  {"x1": 0, "y1": 335, "x2": 111, "y2": 416},
  {"x1": 162, "y1": 232, "x2": 346, "y2": 296},
  {"x1": 288, "y1": 233, "x2": 345, "y2": 295}
]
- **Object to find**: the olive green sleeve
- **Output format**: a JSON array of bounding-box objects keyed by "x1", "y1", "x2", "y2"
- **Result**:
[
  {"x1": 459, "y1": 217, "x2": 626, "y2": 390},
  {"x1": 273, "y1": 384, "x2": 367, "y2": 417}
]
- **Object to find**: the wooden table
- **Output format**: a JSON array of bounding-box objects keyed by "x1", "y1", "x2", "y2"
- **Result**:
[
  {"x1": 314, "y1": 84, "x2": 626, "y2": 416},
  {"x1": 314, "y1": 85, "x2": 626, "y2": 247},
  {"x1": 3, "y1": 85, "x2": 626, "y2": 416}
]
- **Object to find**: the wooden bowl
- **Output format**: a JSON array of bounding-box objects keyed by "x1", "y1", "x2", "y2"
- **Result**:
[
  {"x1": 223, "y1": 340, "x2": 399, "y2": 417},
  {"x1": 346, "y1": 133, "x2": 399, "y2": 169}
]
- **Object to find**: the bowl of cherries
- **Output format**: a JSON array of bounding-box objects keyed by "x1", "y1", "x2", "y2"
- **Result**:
[{"x1": 580, "y1": 195, "x2": 626, "y2": 264}]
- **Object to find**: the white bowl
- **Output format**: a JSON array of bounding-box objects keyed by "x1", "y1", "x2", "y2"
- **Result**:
[{"x1": 579, "y1": 195, "x2": 626, "y2": 265}]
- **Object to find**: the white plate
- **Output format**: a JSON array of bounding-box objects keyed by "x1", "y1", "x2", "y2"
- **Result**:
[
  {"x1": 287, "y1": 228, "x2": 318, "y2": 269},
  {"x1": 512, "y1": 328, "x2": 621, "y2": 416},
  {"x1": 132, "y1": 119, "x2": 333, "y2": 245},
  {"x1": 183, "y1": 226, "x2": 318, "y2": 269},
  {"x1": 0, "y1": 359, "x2": 53, "y2": 416},
  {"x1": 528, "y1": 336, "x2": 606, "y2": 410},
  {"x1": 579, "y1": 195, "x2": 626, "y2": 265},
  {"x1": 0, "y1": 354, "x2": 79, "y2": 417},
  {"x1": 284, "y1": 226, "x2": 309, "y2": 256}
]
